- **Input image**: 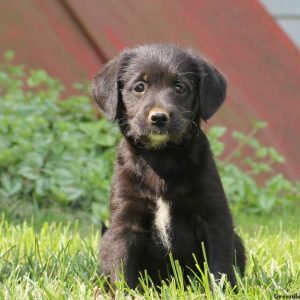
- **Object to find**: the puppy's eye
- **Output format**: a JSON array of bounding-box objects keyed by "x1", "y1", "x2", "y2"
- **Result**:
[
  {"x1": 134, "y1": 82, "x2": 146, "y2": 93},
  {"x1": 174, "y1": 82, "x2": 186, "y2": 94}
]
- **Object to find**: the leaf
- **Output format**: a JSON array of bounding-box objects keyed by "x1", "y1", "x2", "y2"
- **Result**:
[
  {"x1": 0, "y1": 175, "x2": 23, "y2": 196},
  {"x1": 208, "y1": 126, "x2": 227, "y2": 138},
  {"x1": 96, "y1": 134, "x2": 117, "y2": 147},
  {"x1": 4, "y1": 49, "x2": 15, "y2": 61},
  {"x1": 256, "y1": 148, "x2": 268, "y2": 158},
  {"x1": 27, "y1": 70, "x2": 48, "y2": 87},
  {"x1": 253, "y1": 120, "x2": 268, "y2": 129},
  {"x1": 268, "y1": 147, "x2": 285, "y2": 163},
  {"x1": 18, "y1": 166, "x2": 39, "y2": 180},
  {"x1": 61, "y1": 187, "x2": 84, "y2": 201},
  {"x1": 232, "y1": 131, "x2": 246, "y2": 141}
]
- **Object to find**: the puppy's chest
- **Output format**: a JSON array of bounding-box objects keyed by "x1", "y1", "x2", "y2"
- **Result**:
[
  {"x1": 140, "y1": 167, "x2": 195, "y2": 197},
  {"x1": 152, "y1": 198, "x2": 197, "y2": 252}
]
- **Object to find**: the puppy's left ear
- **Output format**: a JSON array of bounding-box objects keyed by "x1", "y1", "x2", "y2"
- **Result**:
[{"x1": 198, "y1": 60, "x2": 227, "y2": 121}]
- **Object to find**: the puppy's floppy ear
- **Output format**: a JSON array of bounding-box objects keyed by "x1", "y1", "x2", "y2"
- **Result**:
[
  {"x1": 198, "y1": 60, "x2": 227, "y2": 121},
  {"x1": 91, "y1": 52, "x2": 132, "y2": 121}
]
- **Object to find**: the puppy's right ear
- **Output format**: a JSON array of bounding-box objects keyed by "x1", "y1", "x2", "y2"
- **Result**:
[{"x1": 91, "y1": 52, "x2": 132, "y2": 121}]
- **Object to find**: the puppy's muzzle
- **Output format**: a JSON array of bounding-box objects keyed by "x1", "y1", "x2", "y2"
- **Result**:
[{"x1": 145, "y1": 109, "x2": 171, "y2": 147}]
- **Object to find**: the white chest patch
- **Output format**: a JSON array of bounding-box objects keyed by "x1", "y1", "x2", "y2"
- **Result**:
[{"x1": 154, "y1": 197, "x2": 171, "y2": 251}]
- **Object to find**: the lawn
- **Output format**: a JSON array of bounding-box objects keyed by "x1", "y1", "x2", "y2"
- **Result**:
[{"x1": 0, "y1": 205, "x2": 299, "y2": 299}]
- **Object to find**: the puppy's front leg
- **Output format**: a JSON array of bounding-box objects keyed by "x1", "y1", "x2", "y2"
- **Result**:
[
  {"x1": 205, "y1": 219, "x2": 236, "y2": 286},
  {"x1": 100, "y1": 222, "x2": 146, "y2": 289}
]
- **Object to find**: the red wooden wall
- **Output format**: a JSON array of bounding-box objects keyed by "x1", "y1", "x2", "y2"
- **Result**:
[{"x1": 1, "y1": 0, "x2": 300, "y2": 179}]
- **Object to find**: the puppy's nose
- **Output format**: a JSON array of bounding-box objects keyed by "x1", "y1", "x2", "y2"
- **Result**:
[{"x1": 150, "y1": 112, "x2": 169, "y2": 126}]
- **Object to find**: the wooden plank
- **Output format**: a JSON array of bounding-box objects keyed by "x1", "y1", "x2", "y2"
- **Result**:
[{"x1": 0, "y1": 0, "x2": 103, "y2": 89}]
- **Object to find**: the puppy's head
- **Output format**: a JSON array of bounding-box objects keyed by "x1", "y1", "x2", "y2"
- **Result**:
[{"x1": 92, "y1": 44, "x2": 226, "y2": 149}]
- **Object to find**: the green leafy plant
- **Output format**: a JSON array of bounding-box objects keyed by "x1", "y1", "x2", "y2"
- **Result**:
[
  {"x1": 0, "y1": 52, "x2": 299, "y2": 223},
  {"x1": 0, "y1": 52, "x2": 119, "y2": 222},
  {"x1": 208, "y1": 122, "x2": 300, "y2": 214}
]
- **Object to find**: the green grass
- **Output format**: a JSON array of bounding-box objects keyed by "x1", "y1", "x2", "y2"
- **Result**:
[{"x1": 0, "y1": 207, "x2": 300, "y2": 299}]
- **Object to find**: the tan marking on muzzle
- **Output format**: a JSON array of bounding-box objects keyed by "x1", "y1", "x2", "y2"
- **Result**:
[{"x1": 147, "y1": 107, "x2": 169, "y2": 122}]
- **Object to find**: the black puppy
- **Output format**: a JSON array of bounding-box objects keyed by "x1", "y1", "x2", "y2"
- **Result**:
[{"x1": 91, "y1": 44, "x2": 245, "y2": 289}]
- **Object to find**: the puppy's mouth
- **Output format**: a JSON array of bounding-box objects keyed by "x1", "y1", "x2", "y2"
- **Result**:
[
  {"x1": 126, "y1": 118, "x2": 190, "y2": 149},
  {"x1": 141, "y1": 126, "x2": 184, "y2": 149},
  {"x1": 144, "y1": 132, "x2": 170, "y2": 148}
]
